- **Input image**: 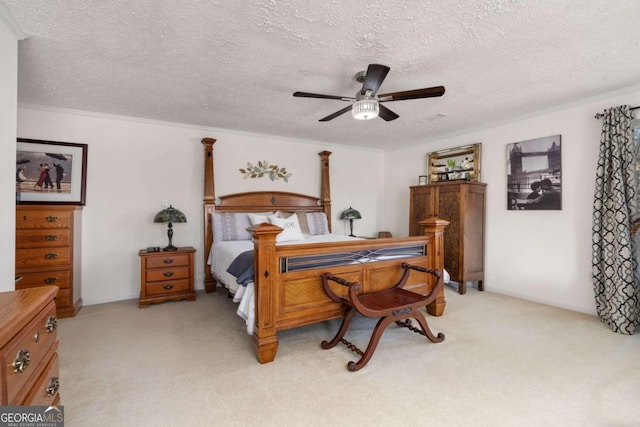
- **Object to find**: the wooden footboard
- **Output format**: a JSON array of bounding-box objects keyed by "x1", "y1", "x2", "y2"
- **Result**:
[{"x1": 247, "y1": 217, "x2": 449, "y2": 364}]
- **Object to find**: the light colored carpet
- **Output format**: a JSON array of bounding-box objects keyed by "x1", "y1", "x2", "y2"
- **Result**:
[{"x1": 57, "y1": 285, "x2": 640, "y2": 427}]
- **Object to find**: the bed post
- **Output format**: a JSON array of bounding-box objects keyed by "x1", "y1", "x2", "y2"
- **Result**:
[
  {"x1": 319, "y1": 151, "x2": 332, "y2": 231},
  {"x1": 202, "y1": 137, "x2": 217, "y2": 292},
  {"x1": 420, "y1": 217, "x2": 449, "y2": 316},
  {"x1": 247, "y1": 223, "x2": 283, "y2": 364}
]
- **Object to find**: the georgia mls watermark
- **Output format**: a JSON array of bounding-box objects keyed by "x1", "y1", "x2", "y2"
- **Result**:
[{"x1": 0, "y1": 406, "x2": 64, "y2": 427}]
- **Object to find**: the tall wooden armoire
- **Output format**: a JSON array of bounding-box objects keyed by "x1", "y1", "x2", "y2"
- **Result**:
[{"x1": 409, "y1": 181, "x2": 486, "y2": 294}]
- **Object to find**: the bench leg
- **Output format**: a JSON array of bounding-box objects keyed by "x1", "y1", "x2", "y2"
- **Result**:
[
  {"x1": 348, "y1": 316, "x2": 395, "y2": 372},
  {"x1": 321, "y1": 307, "x2": 356, "y2": 350},
  {"x1": 411, "y1": 314, "x2": 445, "y2": 343}
]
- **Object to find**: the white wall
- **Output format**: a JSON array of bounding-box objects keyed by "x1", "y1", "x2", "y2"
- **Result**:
[
  {"x1": 16, "y1": 107, "x2": 384, "y2": 305},
  {"x1": 0, "y1": 19, "x2": 18, "y2": 292},
  {"x1": 384, "y1": 87, "x2": 640, "y2": 315}
]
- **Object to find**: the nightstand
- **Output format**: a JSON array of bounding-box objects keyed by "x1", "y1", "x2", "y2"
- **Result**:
[{"x1": 138, "y1": 246, "x2": 196, "y2": 308}]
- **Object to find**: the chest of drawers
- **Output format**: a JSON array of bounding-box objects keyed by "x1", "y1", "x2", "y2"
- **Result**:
[
  {"x1": 0, "y1": 286, "x2": 60, "y2": 406},
  {"x1": 16, "y1": 205, "x2": 82, "y2": 318},
  {"x1": 139, "y1": 247, "x2": 196, "y2": 307}
]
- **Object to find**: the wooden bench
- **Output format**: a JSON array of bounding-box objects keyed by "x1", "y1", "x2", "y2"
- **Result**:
[{"x1": 321, "y1": 263, "x2": 445, "y2": 371}]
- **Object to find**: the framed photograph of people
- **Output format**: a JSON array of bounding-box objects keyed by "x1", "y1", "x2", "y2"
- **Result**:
[
  {"x1": 16, "y1": 138, "x2": 88, "y2": 205},
  {"x1": 506, "y1": 135, "x2": 561, "y2": 210}
]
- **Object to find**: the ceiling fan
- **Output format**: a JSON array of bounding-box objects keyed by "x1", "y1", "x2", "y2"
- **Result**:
[{"x1": 293, "y1": 63, "x2": 445, "y2": 122}]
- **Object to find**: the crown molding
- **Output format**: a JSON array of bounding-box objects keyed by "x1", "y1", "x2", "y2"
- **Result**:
[{"x1": 0, "y1": 3, "x2": 26, "y2": 40}]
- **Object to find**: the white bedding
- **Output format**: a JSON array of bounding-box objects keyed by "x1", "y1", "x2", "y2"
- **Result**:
[{"x1": 207, "y1": 234, "x2": 450, "y2": 335}]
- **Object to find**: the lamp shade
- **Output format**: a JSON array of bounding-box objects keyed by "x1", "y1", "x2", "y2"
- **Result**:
[
  {"x1": 352, "y1": 100, "x2": 379, "y2": 120},
  {"x1": 341, "y1": 207, "x2": 362, "y2": 220},
  {"x1": 153, "y1": 205, "x2": 187, "y2": 224}
]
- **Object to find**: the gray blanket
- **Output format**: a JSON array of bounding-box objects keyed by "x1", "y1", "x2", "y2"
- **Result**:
[{"x1": 226, "y1": 250, "x2": 254, "y2": 286}]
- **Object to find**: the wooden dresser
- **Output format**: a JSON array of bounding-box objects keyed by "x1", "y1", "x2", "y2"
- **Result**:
[
  {"x1": 0, "y1": 286, "x2": 60, "y2": 405},
  {"x1": 410, "y1": 182, "x2": 486, "y2": 294},
  {"x1": 16, "y1": 205, "x2": 82, "y2": 318},
  {"x1": 139, "y1": 247, "x2": 196, "y2": 307}
]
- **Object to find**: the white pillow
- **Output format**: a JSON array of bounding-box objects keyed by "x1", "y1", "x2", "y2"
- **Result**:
[
  {"x1": 248, "y1": 212, "x2": 274, "y2": 226},
  {"x1": 306, "y1": 212, "x2": 330, "y2": 235},
  {"x1": 269, "y1": 214, "x2": 305, "y2": 242}
]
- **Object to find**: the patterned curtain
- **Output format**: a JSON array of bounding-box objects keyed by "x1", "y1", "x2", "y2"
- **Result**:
[{"x1": 592, "y1": 105, "x2": 639, "y2": 334}]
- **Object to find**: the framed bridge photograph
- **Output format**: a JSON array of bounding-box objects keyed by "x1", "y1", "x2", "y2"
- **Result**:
[
  {"x1": 506, "y1": 135, "x2": 561, "y2": 211},
  {"x1": 16, "y1": 138, "x2": 88, "y2": 205}
]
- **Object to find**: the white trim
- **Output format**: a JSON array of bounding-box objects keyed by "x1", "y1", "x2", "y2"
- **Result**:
[{"x1": 0, "y1": 3, "x2": 26, "y2": 40}]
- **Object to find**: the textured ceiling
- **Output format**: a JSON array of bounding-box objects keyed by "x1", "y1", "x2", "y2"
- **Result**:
[{"x1": 4, "y1": 0, "x2": 640, "y2": 150}]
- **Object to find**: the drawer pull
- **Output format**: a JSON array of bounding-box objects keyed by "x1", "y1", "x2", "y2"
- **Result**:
[
  {"x1": 46, "y1": 376, "x2": 60, "y2": 397},
  {"x1": 163, "y1": 284, "x2": 174, "y2": 290},
  {"x1": 46, "y1": 216, "x2": 59, "y2": 222},
  {"x1": 163, "y1": 271, "x2": 174, "y2": 277},
  {"x1": 23, "y1": 215, "x2": 28, "y2": 220},
  {"x1": 46, "y1": 316, "x2": 58, "y2": 333},
  {"x1": 163, "y1": 258, "x2": 174, "y2": 264},
  {"x1": 13, "y1": 349, "x2": 31, "y2": 373},
  {"x1": 34, "y1": 331, "x2": 40, "y2": 342},
  {"x1": 45, "y1": 252, "x2": 59, "y2": 259},
  {"x1": 45, "y1": 234, "x2": 59, "y2": 241},
  {"x1": 44, "y1": 276, "x2": 58, "y2": 284}
]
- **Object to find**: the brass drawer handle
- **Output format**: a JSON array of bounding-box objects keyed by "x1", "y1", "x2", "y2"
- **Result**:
[
  {"x1": 44, "y1": 276, "x2": 58, "y2": 284},
  {"x1": 46, "y1": 216, "x2": 59, "y2": 222},
  {"x1": 46, "y1": 376, "x2": 60, "y2": 397},
  {"x1": 45, "y1": 252, "x2": 58, "y2": 259},
  {"x1": 163, "y1": 271, "x2": 174, "y2": 277},
  {"x1": 163, "y1": 284, "x2": 174, "y2": 290},
  {"x1": 45, "y1": 234, "x2": 59, "y2": 241},
  {"x1": 34, "y1": 331, "x2": 40, "y2": 342},
  {"x1": 163, "y1": 258, "x2": 174, "y2": 264},
  {"x1": 13, "y1": 349, "x2": 31, "y2": 373},
  {"x1": 46, "y1": 315, "x2": 58, "y2": 333}
]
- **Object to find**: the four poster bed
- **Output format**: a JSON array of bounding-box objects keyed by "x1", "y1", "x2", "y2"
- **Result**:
[{"x1": 201, "y1": 137, "x2": 448, "y2": 363}]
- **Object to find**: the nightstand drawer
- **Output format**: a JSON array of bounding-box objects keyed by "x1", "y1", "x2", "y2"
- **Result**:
[
  {"x1": 15, "y1": 271, "x2": 71, "y2": 290},
  {"x1": 2, "y1": 301, "x2": 58, "y2": 405},
  {"x1": 146, "y1": 253, "x2": 190, "y2": 269},
  {"x1": 16, "y1": 229, "x2": 71, "y2": 248},
  {"x1": 146, "y1": 266, "x2": 190, "y2": 282},
  {"x1": 16, "y1": 248, "x2": 72, "y2": 269},
  {"x1": 145, "y1": 279, "x2": 191, "y2": 296},
  {"x1": 16, "y1": 211, "x2": 72, "y2": 229}
]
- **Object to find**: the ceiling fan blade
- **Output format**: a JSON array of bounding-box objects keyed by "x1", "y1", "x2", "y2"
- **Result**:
[
  {"x1": 378, "y1": 86, "x2": 446, "y2": 102},
  {"x1": 378, "y1": 104, "x2": 399, "y2": 121},
  {"x1": 293, "y1": 91, "x2": 353, "y2": 101},
  {"x1": 319, "y1": 105, "x2": 353, "y2": 122},
  {"x1": 360, "y1": 64, "x2": 390, "y2": 96}
]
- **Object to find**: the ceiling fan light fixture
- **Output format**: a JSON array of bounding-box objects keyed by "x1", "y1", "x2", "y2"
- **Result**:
[{"x1": 352, "y1": 99, "x2": 379, "y2": 120}]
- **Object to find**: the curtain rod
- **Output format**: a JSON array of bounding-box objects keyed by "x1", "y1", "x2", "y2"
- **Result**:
[{"x1": 594, "y1": 105, "x2": 639, "y2": 119}]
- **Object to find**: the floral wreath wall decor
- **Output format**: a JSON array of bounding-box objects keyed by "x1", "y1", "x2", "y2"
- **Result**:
[{"x1": 240, "y1": 160, "x2": 292, "y2": 182}]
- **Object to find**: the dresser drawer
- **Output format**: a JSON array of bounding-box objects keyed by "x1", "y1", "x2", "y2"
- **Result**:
[
  {"x1": 146, "y1": 266, "x2": 190, "y2": 282},
  {"x1": 15, "y1": 271, "x2": 71, "y2": 290},
  {"x1": 16, "y1": 229, "x2": 71, "y2": 249},
  {"x1": 145, "y1": 279, "x2": 191, "y2": 296},
  {"x1": 16, "y1": 247, "x2": 72, "y2": 269},
  {"x1": 146, "y1": 253, "x2": 190, "y2": 269},
  {"x1": 16, "y1": 210, "x2": 72, "y2": 230},
  {"x1": 1, "y1": 301, "x2": 58, "y2": 405},
  {"x1": 23, "y1": 351, "x2": 59, "y2": 406}
]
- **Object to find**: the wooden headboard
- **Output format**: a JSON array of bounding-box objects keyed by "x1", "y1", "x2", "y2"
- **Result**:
[{"x1": 201, "y1": 137, "x2": 332, "y2": 292}]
